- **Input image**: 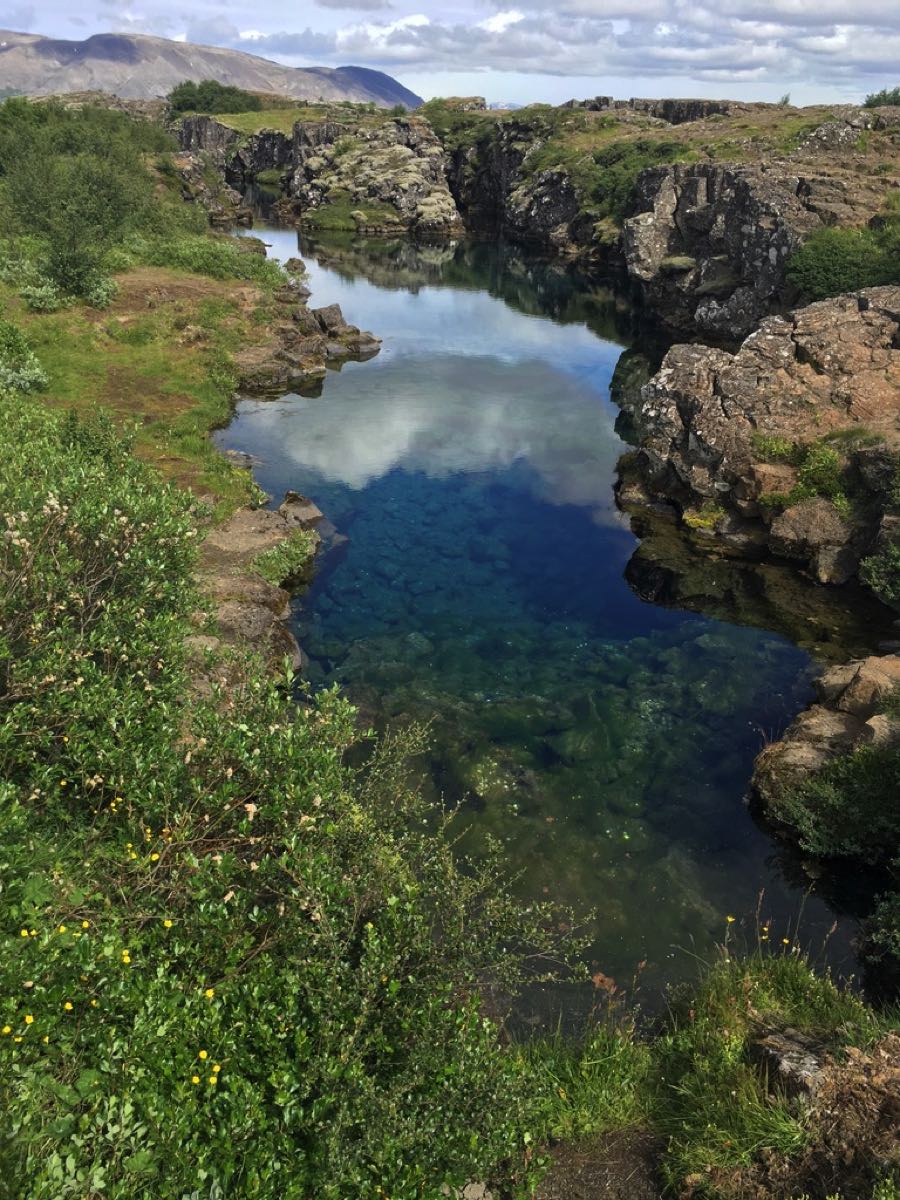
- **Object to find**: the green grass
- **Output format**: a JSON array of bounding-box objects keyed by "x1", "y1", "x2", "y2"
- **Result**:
[
  {"x1": 216, "y1": 104, "x2": 386, "y2": 138},
  {"x1": 302, "y1": 189, "x2": 404, "y2": 231},
  {"x1": 253, "y1": 528, "x2": 319, "y2": 585},
  {"x1": 652, "y1": 950, "x2": 897, "y2": 1193},
  {"x1": 0, "y1": 267, "x2": 276, "y2": 516},
  {"x1": 526, "y1": 1019, "x2": 652, "y2": 1142}
]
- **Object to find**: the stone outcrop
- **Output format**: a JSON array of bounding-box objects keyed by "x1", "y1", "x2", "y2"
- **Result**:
[
  {"x1": 753, "y1": 653, "x2": 900, "y2": 812},
  {"x1": 177, "y1": 114, "x2": 462, "y2": 238},
  {"x1": 622, "y1": 163, "x2": 822, "y2": 339},
  {"x1": 563, "y1": 96, "x2": 746, "y2": 124},
  {"x1": 287, "y1": 115, "x2": 462, "y2": 236},
  {"x1": 195, "y1": 497, "x2": 324, "y2": 674},
  {"x1": 174, "y1": 153, "x2": 252, "y2": 227},
  {"x1": 233, "y1": 286, "x2": 381, "y2": 396},
  {"x1": 624, "y1": 286, "x2": 900, "y2": 584}
]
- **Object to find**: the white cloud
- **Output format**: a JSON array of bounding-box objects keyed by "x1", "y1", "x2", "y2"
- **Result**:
[{"x1": 478, "y1": 10, "x2": 525, "y2": 34}]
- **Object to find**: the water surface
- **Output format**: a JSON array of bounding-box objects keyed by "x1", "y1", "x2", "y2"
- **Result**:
[{"x1": 219, "y1": 228, "x2": 878, "y2": 994}]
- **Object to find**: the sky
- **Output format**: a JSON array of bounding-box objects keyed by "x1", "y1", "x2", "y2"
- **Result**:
[{"x1": 2, "y1": 0, "x2": 899, "y2": 106}]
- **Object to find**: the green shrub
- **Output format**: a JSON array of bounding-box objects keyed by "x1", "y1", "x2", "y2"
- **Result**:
[
  {"x1": 253, "y1": 528, "x2": 319, "y2": 586},
  {"x1": 751, "y1": 432, "x2": 799, "y2": 463},
  {"x1": 0, "y1": 99, "x2": 171, "y2": 296},
  {"x1": 864, "y1": 87, "x2": 900, "y2": 108},
  {"x1": 786, "y1": 226, "x2": 897, "y2": 300},
  {"x1": 769, "y1": 744, "x2": 900, "y2": 862},
  {"x1": 0, "y1": 394, "x2": 579, "y2": 1198},
  {"x1": 0, "y1": 319, "x2": 48, "y2": 392},
  {"x1": 169, "y1": 80, "x2": 263, "y2": 115},
  {"x1": 592, "y1": 138, "x2": 685, "y2": 224},
  {"x1": 861, "y1": 540, "x2": 900, "y2": 606}
]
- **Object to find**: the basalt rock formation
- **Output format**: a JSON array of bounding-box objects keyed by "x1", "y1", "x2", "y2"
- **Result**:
[
  {"x1": 178, "y1": 114, "x2": 462, "y2": 238},
  {"x1": 753, "y1": 653, "x2": 900, "y2": 813},
  {"x1": 621, "y1": 286, "x2": 900, "y2": 586},
  {"x1": 622, "y1": 163, "x2": 822, "y2": 340}
]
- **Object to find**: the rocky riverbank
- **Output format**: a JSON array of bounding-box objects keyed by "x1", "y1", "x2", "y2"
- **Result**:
[{"x1": 618, "y1": 285, "x2": 900, "y2": 588}]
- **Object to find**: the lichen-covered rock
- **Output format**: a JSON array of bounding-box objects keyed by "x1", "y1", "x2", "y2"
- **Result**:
[
  {"x1": 623, "y1": 163, "x2": 821, "y2": 339},
  {"x1": 629, "y1": 286, "x2": 900, "y2": 584},
  {"x1": 753, "y1": 653, "x2": 900, "y2": 808},
  {"x1": 173, "y1": 151, "x2": 251, "y2": 226},
  {"x1": 288, "y1": 116, "x2": 462, "y2": 236}
]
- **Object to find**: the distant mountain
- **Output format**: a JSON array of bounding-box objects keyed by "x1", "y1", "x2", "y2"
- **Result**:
[{"x1": 0, "y1": 30, "x2": 423, "y2": 108}]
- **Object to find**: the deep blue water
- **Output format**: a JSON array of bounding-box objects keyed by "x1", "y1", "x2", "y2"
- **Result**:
[{"x1": 218, "y1": 228, "x2": 869, "y2": 993}]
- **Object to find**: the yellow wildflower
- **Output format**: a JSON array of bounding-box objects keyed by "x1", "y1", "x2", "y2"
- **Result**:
[
  {"x1": 163, "y1": 919, "x2": 173, "y2": 929},
  {"x1": 42, "y1": 1036, "x2": 49, "y2": 1044},
  {"x1": 63, "y1": 1002, "x2": 73, "y2": 1012},
  {"x1": 212, "y1": 1063, "x2": 221, "y2": 1073},
  {"x1": 19, "y1": 929, "x2": 28, "y2": 938},
  {"x1": 191, "y1": 1075, "x2": 200, "y2": 1085},
  {"x1": 81, "y1": 921, "x2": 90, "y2": 929},
  {"x1": 726, "y1": 916, "x2": 735, "y2": 924},
  {"x1": 208, "y1": 1076, "x2": 218, "y2": 1086},
  {"x1": 58, "y1": 925, "x2": 66, "y2": 934},
  {"x1": 13, "y1": 1036, "x2": 21, "y2": 1043},
  {"x1": 24, "y1": 1015, "x2": 33, "y2": 1025},
  {"x1": 150, "y1": 853, "x2": 159, "y2": 862},
  {"x1": 1, "y1": 1026, "x2": 10, "y2": 1035},
  {"x1": 204, "y1": 988, "x2": 215, "y2": 1000},
  {"x1": 90, "y1": 999, "x2": 98, "y2": 1008},
  {"x1": 198, "y1": 1050, "x2": 208, "y2": 1060}
]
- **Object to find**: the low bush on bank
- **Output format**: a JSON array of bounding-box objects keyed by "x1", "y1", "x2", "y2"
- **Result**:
[
  {"x1": 0, "y1": 318, "x2": 48, "y2": 392},
  {"x1": 786, "y1": 219, "x2": 900, "y2": 300},
  {"x1": 0, "y1": 98, "x2": 176, "y2": 299}
]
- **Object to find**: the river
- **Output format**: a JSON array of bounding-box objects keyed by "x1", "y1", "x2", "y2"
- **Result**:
[{"x1": 218, "y1": 224, "x2": 881, "y2": 998}]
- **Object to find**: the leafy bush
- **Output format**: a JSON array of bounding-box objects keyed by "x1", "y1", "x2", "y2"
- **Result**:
[
  {"x1": 169, "y1": 80, "x2": 263, "y2": 115},
  {"x1": 861, "y1": 540, "x2": 900, "y2": 606},
  {"x1": 769, "y1": 743, "x2": 900, "y2": 862},
  {"x1": 0, "y1": 99, "x2": 172, "y2": 296},
  {"x1": 864, "y1": 87, "x2": 900, "y2": 108},
  {"x1": 137, "y1": 234, "x2": 286, "y2": 287},
  {"x1": 253, "y1": 528, "x2": 318, "y2": 585},
  {"x1": 786, "y1": 218, "x2": 900, "y2": 301},
  {"x1": 0, "y1": 319, "x2": 48, "y2": 392},
  {"x1": 0, "y1": 394, "x2": 579, "y2": 1198},
  {"x1": 18, "y1": 280, "x2": 65, "y2": 312}
]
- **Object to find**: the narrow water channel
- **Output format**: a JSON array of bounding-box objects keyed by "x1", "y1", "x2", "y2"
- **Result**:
[{"x1": 219, "y1": 225, "x2": 880, "y2": 995}]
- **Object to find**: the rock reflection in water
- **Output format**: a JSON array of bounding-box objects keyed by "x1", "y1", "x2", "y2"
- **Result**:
[{"x1": 219, "y1": 227, "x2": 884, "y2": 994}]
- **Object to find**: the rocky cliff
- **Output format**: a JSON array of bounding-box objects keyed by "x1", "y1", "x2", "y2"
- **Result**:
[
  {"x1": 621, "y1": 286, "x2": 900, "y2": 587},
  {"x1": 434, "y1": 99, "x2": 900, "y2": 333},
  {"x1": 178, "y1": 113, "x2": 462, "y2": 238}
]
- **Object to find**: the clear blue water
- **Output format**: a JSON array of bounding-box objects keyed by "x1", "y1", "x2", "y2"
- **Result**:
[{"x1": 218, "y1": 228, "x2": 875, "y2": 994}]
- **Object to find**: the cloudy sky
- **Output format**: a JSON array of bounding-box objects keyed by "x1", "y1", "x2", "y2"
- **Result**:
[{"x1": 2, "y1": 0, "x2": 899, "y2": 105}]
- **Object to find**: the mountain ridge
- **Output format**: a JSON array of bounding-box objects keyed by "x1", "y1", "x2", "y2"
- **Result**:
[{"x1": 0, "y1": 29, "x2": 423, "y2": 108}]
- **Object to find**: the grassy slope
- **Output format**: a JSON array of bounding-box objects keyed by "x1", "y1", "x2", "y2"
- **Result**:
[{"x1": 0, "y1": 267, "x2": 283, "y2": 514}]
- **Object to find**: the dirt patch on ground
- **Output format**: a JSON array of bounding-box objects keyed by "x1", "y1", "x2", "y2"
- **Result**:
[
  {"x1": 701, "y1": 1035, "x2": 900, "y2": 1200},
  {"x1": 535, "y1": 1128, "x2": 663, "y2": 1200}
]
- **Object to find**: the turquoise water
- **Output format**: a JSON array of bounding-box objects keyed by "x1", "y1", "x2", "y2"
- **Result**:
[{"x1": 219, "y1": 229, "x2": 875, "y2": 994}]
